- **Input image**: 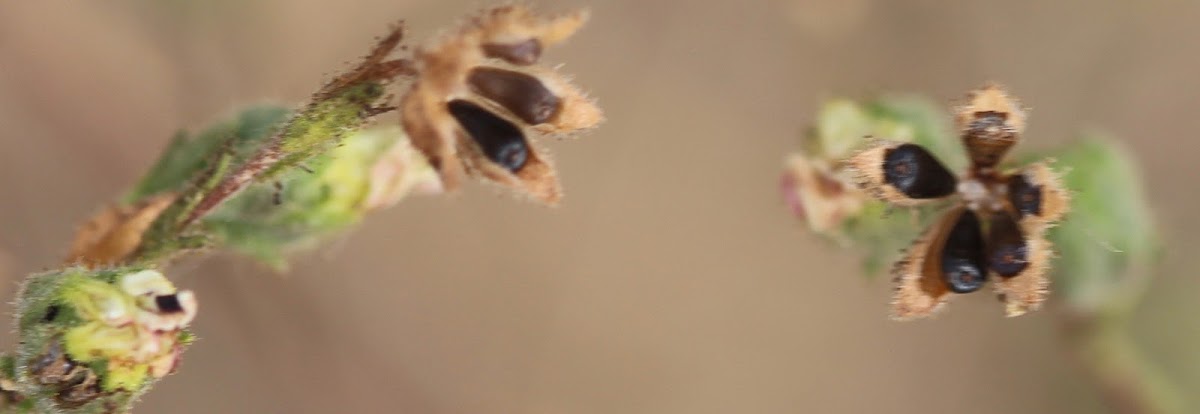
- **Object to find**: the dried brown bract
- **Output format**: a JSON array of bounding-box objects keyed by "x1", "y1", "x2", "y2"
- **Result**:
[
  {"x1": 65, "y1": 194, "x2": 177, "y2": 268},
  {"x1": 28, "y1": 338, "x2": 106, "y2": 409},
  {"x1": 781, "y1": 153, "x2": 864, "y2": 234},
  {"x1": 845, "y1": 84, "x2": 1070, "y2": 320},
  {"x1": 400, "y1": 5, "x2": 603, "y2": 205}
]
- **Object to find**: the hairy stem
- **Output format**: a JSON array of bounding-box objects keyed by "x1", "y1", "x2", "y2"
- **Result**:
[
  {"x1": 1061, "y1": 310, "x2": 1184, "y2": 414},
  {"x1": 135, "y1": 24, "x2": 412, "y2": 263}
]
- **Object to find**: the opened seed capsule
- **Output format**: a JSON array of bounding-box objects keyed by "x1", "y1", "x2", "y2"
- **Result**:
[
  {"x1": 940, "y1": 210, "x2": 987, "y2": 293},
  {"x1": 446, "y1": 100, "x2": 530, "y2": 172},
  {"x1": 987, "y1": 212, "x2": 1030, "y2": 277},
  {"x1": 882, "y1": 143, "x2": 957, "y2": 199}
]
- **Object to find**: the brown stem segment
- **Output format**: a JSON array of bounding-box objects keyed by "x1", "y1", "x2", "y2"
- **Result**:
[
  {"x1": 180, "y1": 144, "x2": 282, "y2": 229},
  {"x1": 177, "y1": 25, "x2": 413, "y2": 230}
]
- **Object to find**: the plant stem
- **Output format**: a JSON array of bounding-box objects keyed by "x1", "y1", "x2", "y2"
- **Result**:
[{"x1": 1058, "y1": 292, "x2": 1185, "y2": 414}]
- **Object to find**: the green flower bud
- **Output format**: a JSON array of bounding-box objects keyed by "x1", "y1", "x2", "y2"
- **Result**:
[
  {"x1": 11, "y1": 268, "x2": 195, "y2": 413},
  {"x1": 812, "y1": 99, "x2": 873, "y2": 159},
  {"x1": 202, "y1": 123, "x2": 440, "y2": 270}
]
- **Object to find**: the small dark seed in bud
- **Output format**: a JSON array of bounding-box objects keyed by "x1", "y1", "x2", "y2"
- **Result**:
[
  {"x1": 1008, "y1": 174, "x2": 1042, "y2": 218},
  {"x1": 987, "y1": 212, "x2": 1030, "y2": 277},
  {"x1": 941, "y1": 210, "x2": 987, "y2": 293},
  {"x1": 43, "y1": 305, "x2": 60, "y2": 323},
  {"x1": 964, "y1": 111, "x2": 1016, "y2": 168},
  {"x1": 446, "y1": 100, "x2": 530, "y2": 172},
  {"x1": 468, "y1": 67, "x2": 562, "y2": 125},
  {"x1": 482, "y1": 39, "x2": 543, "y2": 65},
  {"x1": 883, "y1": 143, "x2": 957, "y2": 199},
  {"x1": 967, "y1": 111, "x2": 1010, "y2": 139},
  {"x1": 155, "y1": 294, "x2": 185, "y2": 314}
]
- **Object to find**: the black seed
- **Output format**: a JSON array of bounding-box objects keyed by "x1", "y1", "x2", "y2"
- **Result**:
[
  {"x1": 987, "y1": 212, "x2": 1029, "y2": 277},
  {"x1": 482, "y1": 39, "x2": 543, "y2": 65},
  {"x1": 43, "y1": 305, "x2": 60, "y2": 323},
  {"x1": 882, "y1": 143, "x2": 957, "y2": 198},
  {"x1": 1008, "y1": 174, "x2": 1042, "y2": 218},
  {"x1": 468, "y1": 67, "x2": 562, "y2": 125},
  {"x1": 446, "y1": 100, "x2": 529, "y2": 172},
  {"x1": 940, "y1": 210, "x2": 987, "y2": 293},
  {"x1": 155, "y1": 294, "x2": 185, "y2": 314}
]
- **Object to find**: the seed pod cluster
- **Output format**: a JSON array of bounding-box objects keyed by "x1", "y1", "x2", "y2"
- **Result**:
[
  {"x1": 400, "y1": 5, "x2": 604, "y2": 205},
  {"x1": 846, "y1": 84, "x2": 1070, "y2": 320}
]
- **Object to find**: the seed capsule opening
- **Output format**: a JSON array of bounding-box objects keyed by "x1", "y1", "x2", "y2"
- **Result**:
[
  {"x1": 987, "y1": 212, "x2": 1029, "y2": 277},
  {"x1": 940, "y1": 210, "x2": 987, "y2": 293},
  {"x1": 963, "y1": 111, "x2": 1017, "y2": 168},
  {"x1": 966, "y1": 111, "x2": 1010, "y2": 138},
  {"x1": 468, "y1": 67, "x2": 562, "y2": 125},
  {"x1": 43, "y1": 305, "x2": 61, "y2": 323},
  {"x1": 482, "y1": 39, "x2": 543, "y2": 65},
  {"x1": 882, "y1": 143, "x2": 957, "y2": 199},
  {"x1": 446, "y1": 100, "x2": 530, "y2": 172},
  {"x1": 155, "y1": 294, "x2": 185, "y2": 314},
  {"x1": 1008, "y1": 174, "x2": 1042, "y2": 218}
]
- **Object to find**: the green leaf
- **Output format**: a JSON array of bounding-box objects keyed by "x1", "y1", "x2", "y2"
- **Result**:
[
  {"x1": 1045, "y1": 133, "x2": 1160, "y2": 311},
  {"x1": 126, "y1": 106, "x2": 292, "y2": 202}
]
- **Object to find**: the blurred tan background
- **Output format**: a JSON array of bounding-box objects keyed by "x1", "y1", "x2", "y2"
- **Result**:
[{"x1": 2, "y1": 1, "x2": 1199, "y2": 413}]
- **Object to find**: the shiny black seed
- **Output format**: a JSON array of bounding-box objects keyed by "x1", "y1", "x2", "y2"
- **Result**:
[
  {"x1": 940, "y1": 210, "x2": 987, "y2": 293},
  {"x1": 987, "y1": 212, "x2": 1029, "y2": 277},
  {"x1": 1008, "y1": 174, "x2": 1042, "y2": 218},
  {"x1": 882, "y1": 143, "x2": 957, "y2": 198},
  {"x1": 988, "y1": 244, "x2": 1029, "y2": 277},
  {"x1": 446, "y1": 100, "x2": 529, "y2": 172},
  {"x1": 43, "y1": 305, "x2": 60, "y2": 323},
  {"x1": 482, "y1": 39, "x2": 543, "y2": 65},
  {"x1": 468, "y1": 67, "x2": 562, "y2": 125},
  {"x1": 155, "y1": 294, "x2": 185, "y2": 313}
]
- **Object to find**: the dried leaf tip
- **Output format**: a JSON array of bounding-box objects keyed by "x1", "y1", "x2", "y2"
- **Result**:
[
  {"x1": 314, "y1": 22, "x2": 414, "y2": 102},
  {"x1": 401, "y1": 5, "x2": 603, "y2": 206},
  {"x1": 65, "y1": 194, "x2": 177, "y2": 268}
]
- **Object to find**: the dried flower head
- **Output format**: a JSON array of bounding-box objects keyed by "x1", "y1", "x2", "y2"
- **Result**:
[
  {"x1": 400, "y1": 5, "x2": 603, "y2": 205},
  {"x1": 781, "y1": 153, "x2": 865, "y2": 235},
  {"x1": 845, "y1": 84, "x2": 1070, "y2": 320}
]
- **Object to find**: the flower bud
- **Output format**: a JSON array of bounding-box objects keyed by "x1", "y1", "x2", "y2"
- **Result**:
[{"x1": 13, "y1": 268, "x2": 196, "y2": 412}]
